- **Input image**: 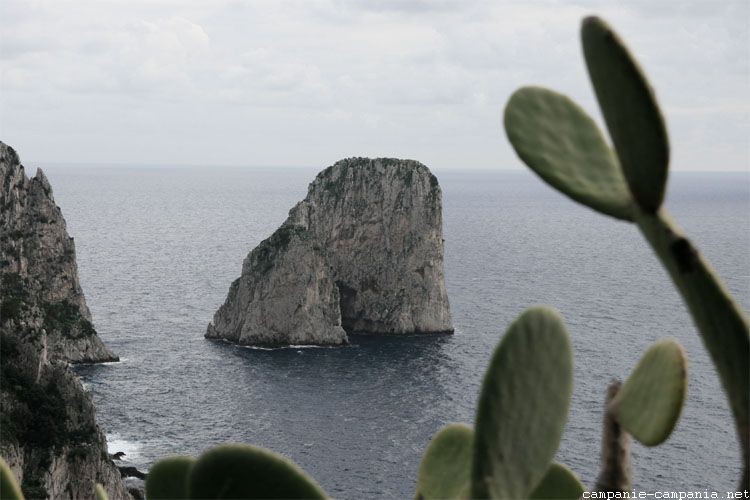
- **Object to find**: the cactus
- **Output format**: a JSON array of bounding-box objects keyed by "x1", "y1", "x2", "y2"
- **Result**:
[
  {"x1": 530, "y1": 463, "x2": 585, "y2": 500},
  {"x1": 146, "y1": 455, "x2": 195, "y2": 499},
  {"x1": 594, "y1": 381, "x2": 632, "y2": 492},
  {"x1": 415, "y1": 423, "x2": 473, "y2": 500},
  {"x1": 581, "y1": 17, "x2": 669, "y2": 212},
  {"x1": 144, "y1": 444, "x2": 328, "y2": 499},
  {"x1": 188, "y1": 444, "x2": 327, "y2": 499},
  {"x1": 593, "y1": 342, "x2": 686, "y2": 492},
  {"x1": 471, "y1": 306, "x2": 573, "y2": 499},
  {"x1": 415, "y1": 307, "x2": 688, "y2": 499},
  {"x1": 635, "y1": 210, "x2": 748, "y2": 483},
  {"x1": 94, "y1": 483, "x2": 109, "y2": 500},
  {"x1": 610, "y1": 339, "x2": 687, "y2": 446},
  {"x1": 414, "y1": 307, "x2": 578, "y2": 500},
  {"x1": 1, "y1": 457, "x2": 23, "y2": 500},
  {"x1": 504, "y1": 15, "x2": 749, "y2": 488},
  {"x1": 504, "y1": 86, "x2": 633, "y2": 221}
]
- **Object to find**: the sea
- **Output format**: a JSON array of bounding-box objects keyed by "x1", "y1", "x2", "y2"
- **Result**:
[{"x1": 38, "y1": 164, "x2": 749, "y2": 498}]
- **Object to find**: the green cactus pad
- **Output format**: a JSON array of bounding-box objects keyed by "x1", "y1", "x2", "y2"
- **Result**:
[
  {"x1": 0, "y1": 458, "x2": 24, "y2": 500},
  {"x1": 188, "y1": 444, "x2": 327, "y2": 499},
  {"x1": 530, "y1": 463, "x2": 586, "y2": 500},
  {"x1": 415, "y1": 423, "x2": 473, "y2": 500},
  {"x1": 146, "y1": 455, "x2": 195, "y2": 499},
  {"x1": 611, "y1": 338, "x2": 687, "y2": 446},
  {"x1": 581, "y1": 16, "x2": 669, "y2": 213},
  {"x1": 471, "y1": 307, "x2": 573, "y2": 499},
  {"x1": 504, "y1": 86, "x2": 634, "y2": 221},
  {"x1": 94, "y1": 484, "x2": 109, "y2": 500},
  {"x1": 637, "y1": 211, "x2": 749, "y2": 486}
]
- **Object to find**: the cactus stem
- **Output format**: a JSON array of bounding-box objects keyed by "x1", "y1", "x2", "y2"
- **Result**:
[
  {"x1": 595, "y1": 380, "x2": 632, "y2": 492},
  {"x1": 635, "y1": 209, "x2": 749, "y2": 489}
]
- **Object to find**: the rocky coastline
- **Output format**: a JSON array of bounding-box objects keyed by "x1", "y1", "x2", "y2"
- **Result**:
[{"x1": 0, "y1": 141, "x2": 130, "y2": 499}]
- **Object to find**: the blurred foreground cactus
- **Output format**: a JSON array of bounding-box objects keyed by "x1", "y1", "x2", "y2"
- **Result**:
[
  {"x1": 1, "y1": 457, "x2": 23, "y2": 500},
  {"x1": 144, "y1": 444, "x2": 327, "y2": 499},
  {"x1": 504, "y1": 15, "x2": 749, "y2": 489},
  {"x1": 416, "y1": 307, "x2": 687, "y2": 499}
]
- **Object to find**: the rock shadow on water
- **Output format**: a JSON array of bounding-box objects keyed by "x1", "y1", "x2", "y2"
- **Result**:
[
  {"x1": 205, "y1": 332, "x2": 454, "y2": 379},
  {"x1": 201, "y1": 332, "x2": 460, "y2": 425},
  {"x1": 201, "y1": 332, "x2": 460, "y2": 497}
]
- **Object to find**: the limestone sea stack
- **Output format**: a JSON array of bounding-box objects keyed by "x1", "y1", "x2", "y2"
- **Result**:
[
  {"x1": 0, "y1": 141, "x2": 130, "y2": 499},
  {"x1": 206, "y1": 157, "x2": 453, "y2": 346},
  {"x1": 0, "y1": 142, "x2": 117, "y2": 363}
]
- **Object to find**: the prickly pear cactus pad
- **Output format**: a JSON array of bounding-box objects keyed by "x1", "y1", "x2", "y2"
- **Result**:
[
  {"x1": 415, "y1": 423, "x2": 473, "y2": 500},
  {"x1": 636, "y1": 211, "x2": 749, "y2": 487},
  {"x1": 146, "y1": 456, "x2": 195, "y2": 499},
  {"x1": 504, "y1": 86, "x2": 634, "y2": 221},
  {"x1": 581, "y1": 16, "x2": 669, "y2": 212},
  {"x1": 503, "y1": 15, "x2": 749, "y2": 488},
  {"x1": 1, "y1": 458, "x2": 24, "y2": 500},
  {"x1": 610, "y1": 338, "x2": 687, "y2": 446},
  {"x1": 530, "y1": 462, "x2": 585, "y2": 500},
  {"x1": 187, "y1": 444, "x2": 327, "y2": 499},
  {"x1": 94, "y1": 484, "x2": 109, "y2": 500},
  {"x1": 471, "y1": 307, "x2": 573, "y2": 499}
]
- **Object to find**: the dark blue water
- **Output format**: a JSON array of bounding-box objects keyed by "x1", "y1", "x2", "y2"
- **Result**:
[{"x1": 41, "y1": 165, "x2": 748, "y2": 498}]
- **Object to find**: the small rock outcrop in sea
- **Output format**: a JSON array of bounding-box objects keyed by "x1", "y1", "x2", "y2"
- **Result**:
[
  {"x1": 112, "y1": 455, "x2": 147, "y2": 500},
  {"x1": 206, "y1": 157, "x2": 453, "y2": 346},
  {"x1": 0, "y1": 141, "x2": 130, "y2": 499}
]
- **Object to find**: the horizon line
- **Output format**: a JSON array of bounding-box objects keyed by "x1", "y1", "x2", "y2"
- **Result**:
[{"x1": 27, "y1": 160, "x2": 750, "y2": 174}]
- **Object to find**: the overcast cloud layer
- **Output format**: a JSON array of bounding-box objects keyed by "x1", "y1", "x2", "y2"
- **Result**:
[{"x1": 1, "y1": 0, "x2": 748, "y2": 170}]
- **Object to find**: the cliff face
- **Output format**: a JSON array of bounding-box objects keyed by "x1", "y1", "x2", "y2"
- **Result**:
[
  {"x1": 207, "y1": 157, "x2": 453, "y2": 346},
  {"x1": 207, "y1": 225, "x2": 347, "y2": 346},
  {"x1": 0, "y1": 142, "x2": 129, "y2": 499},
  {"x1": 0, "y1": 143, "x2": 116, "y2": 363}
]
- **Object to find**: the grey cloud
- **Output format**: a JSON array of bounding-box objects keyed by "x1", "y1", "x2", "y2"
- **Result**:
[
  {"x1": 334, "y1": 0, "x2": 473, "y2": 14},
  {"x1": 0, "y1": 0, "x2": 747, "y2": 170}
]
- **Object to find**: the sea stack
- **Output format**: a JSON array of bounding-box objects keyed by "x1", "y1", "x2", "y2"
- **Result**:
[
  {"x1": 206, "y1": 157, "x2": 453, "y2": 346},
  {"x1": 0, "y1": 142, "x2": 117, "y2": 363},
  {"x1": 0, "y1": 142, "x2": 130, "y2": 499}
]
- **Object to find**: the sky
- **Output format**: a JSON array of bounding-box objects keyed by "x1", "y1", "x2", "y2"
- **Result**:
[{"x1": 1, "y1": 0, "x2": 748, "y2": 170}]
